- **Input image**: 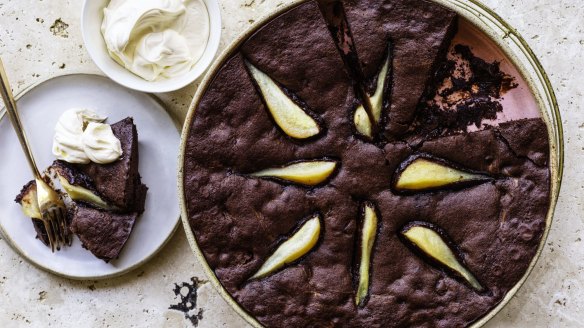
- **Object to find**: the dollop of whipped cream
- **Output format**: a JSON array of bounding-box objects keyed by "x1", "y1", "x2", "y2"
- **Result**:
[
  {"x1": 101, "y1": 0, "x2": 210, "y2": 81},
  {"x1": 82, "y1": 122, "x2": 123, "y2": 164},
  {"x1": 52, "y1": 109, "x2": 122, "y2": 164}
]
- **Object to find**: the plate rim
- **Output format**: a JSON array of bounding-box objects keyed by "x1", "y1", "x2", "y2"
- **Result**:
[
  {"x1": 177, "y1": 0, "x2": 564, "y2": 327},
  {"x1": 0, "y1": 72, "x2": 181, "y2": 280}
]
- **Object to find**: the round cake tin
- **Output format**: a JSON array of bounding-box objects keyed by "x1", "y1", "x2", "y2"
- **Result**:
[{"x1": 178, "y1": 0, "x2": 563, "y2": 326}]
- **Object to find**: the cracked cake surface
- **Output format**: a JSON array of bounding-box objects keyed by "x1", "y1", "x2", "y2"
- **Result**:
[{"x1": 182, "y1": 0, "x2": 552, "y2": 327}]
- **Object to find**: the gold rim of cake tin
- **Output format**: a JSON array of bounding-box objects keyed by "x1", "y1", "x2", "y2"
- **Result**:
[
  {"x1": 177, "y1": 0, "x2": 563, "y2": 327},
  {"x1": 0, "y1": 73, "x2": 181, "y2": 281}
]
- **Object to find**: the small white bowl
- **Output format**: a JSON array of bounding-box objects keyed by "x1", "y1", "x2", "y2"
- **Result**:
[{"x1": 81, "y1": 0, "x2": 221, "y2": 93}]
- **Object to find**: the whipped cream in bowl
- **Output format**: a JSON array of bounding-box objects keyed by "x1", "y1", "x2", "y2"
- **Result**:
[
  {"x1": 102, "y1": 0, "x2": 209, "y2": 82},
  {"x1": 82, "y1": 0, "x2": 221, "y2": 92}
]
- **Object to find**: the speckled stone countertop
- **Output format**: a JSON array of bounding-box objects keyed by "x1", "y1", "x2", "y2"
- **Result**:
[{"x1": 0, "y1": 0, "x2": 582, "y2": 327}]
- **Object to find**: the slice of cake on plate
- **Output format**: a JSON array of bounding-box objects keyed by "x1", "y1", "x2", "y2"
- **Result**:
[{"x1": 15, "y1": 116, "x2": 147, "y2": 262}]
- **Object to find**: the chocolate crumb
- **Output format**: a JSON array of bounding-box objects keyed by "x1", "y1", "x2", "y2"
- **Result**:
[
  {"x1": 410, "y1": 44, "x2": 518, "y2": 139},
  {"x1": 169, "y1": 277, "x2": 206, "y2": 326}
]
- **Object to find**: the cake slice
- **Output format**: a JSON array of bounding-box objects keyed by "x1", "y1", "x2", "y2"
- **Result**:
[
  {"x1": 15, "y1": 180, "x2": 50, "y2": 246},
  {"x1": 75, "y1": 117, "x2": 146, "y2": 211},
  {"x1": 240, "y1": 0, "x2": 357, "y2": 145},
  {"x1": 69, "y1": 205, "x2": 138, "y2": 262},
  {"x1": 50, "y1": 160, "x2": 114, "y2": 210},
  {"x1": 342, "y1": 0, "x2": 458, "y2": 138},
  {"x1": 15, "y1": 181, "x2": 41, "y2": 220},
  {"x1": 51, "y1": 159, "x2": 147, "y2": 214},
  {"x1": 14, "y1": 116, "x2": 147, "y2": 260}
]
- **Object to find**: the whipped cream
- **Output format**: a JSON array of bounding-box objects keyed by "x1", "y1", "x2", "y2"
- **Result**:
[
  {"x1": 101, "y1": 0, "x2": 210, "y2": 81},
  {"x1": 52, "y1": 109, "x2": 122, "y2": 164},
  {"x1": 82, "y1": 122, "x2": 123, "y2": 164}
]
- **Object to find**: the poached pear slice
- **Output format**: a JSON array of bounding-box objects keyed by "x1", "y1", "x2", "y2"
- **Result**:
[
  {"x1": 402, "y1": 224, "x2": 483, "y2": 291},
  {"x1": 395, "y1": 157, "x2": 486, "y2": 191},
  {"x1": 251, "y1": 215, "x2": 321, "y2": 279},
  {"x1": 354, "y1": 49, "x2": 391, "y2": 137},
  {"x1": 245, "y1": 62, "x2": 320, "y2": 139},
  {"x1": 356, "y1": 203, "x2": 378, "y2": 306},
  {"x1": 57, "y1": 175, "x2": 112, "y2": 210},
  {"x1": 16, "y1": 181, "x2": 41, "y2": 219},
  {"x1": 354, "y1": 107, "x2": 372, "y2": 138},
  {"x1": 251, "y1": 160, "x2": 337, "y2": 186}
]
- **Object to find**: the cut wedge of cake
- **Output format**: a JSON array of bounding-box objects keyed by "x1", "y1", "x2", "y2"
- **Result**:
[
  {"x1": 15, "y1": 117, "x2": 147, "y2": 261},
  {"x1": 75, "y1": 117, "x2": 147, "y2": 212},
  {"x1": 69, "y1": 205, "x2": 139, "y2": 262}
]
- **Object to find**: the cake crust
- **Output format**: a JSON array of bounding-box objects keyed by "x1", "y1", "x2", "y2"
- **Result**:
[{"x1": 69, "y1": 205, "x2": 138, "y2": 262}]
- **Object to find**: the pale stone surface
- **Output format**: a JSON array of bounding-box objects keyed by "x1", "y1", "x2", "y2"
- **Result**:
[{"x1": 0, "y1": 0, "x2": 582, "y2": 327}]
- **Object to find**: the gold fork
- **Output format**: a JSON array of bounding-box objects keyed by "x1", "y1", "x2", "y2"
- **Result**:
[{"x1": 0, "y1": 57, "x2": 71, "y2": 251}]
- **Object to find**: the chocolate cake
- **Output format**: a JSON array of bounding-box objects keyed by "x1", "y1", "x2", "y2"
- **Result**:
[
  {"x1": 408, "y1": 44, "x2": 519, "y2": 141},
  {"x1": 52, "y1": 158, "x2": 147, "y2": 215},
  {"x1": 76, "y1": 117, "x2": 146, "y2": 212},
  {"x1": 343, "y1": 0, "x2": 458, "y2": 138},
  {"x1": 15, "y1": 181, "x2": 50, "y2": 246},
  {"x1": 69, "y1": 205, "x2": 139, "y2": 262},
  {"x1": 15, "y1": 117, "x2": 147, "y2": 261},
  {"x1": 182, "y1": 0, "x2": 552, "y2": 327}
]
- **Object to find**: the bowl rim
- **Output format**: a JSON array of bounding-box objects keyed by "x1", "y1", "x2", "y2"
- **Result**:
[
  {"x1": 177, "y1": 0, "x2": 564, "y2": 327},
  {"x1": 81, "y1": 0, "x2": 222, "y2": 93}
]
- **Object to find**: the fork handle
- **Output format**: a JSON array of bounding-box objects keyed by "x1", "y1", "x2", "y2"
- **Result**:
[{"x1": 0, "y1": 56, "x2": 41, "y2": 178}]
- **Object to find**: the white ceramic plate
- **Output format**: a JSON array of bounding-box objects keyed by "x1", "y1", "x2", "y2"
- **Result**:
[{"x1": 0, "y1": 74, "x2": 180, "y2": 279}]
